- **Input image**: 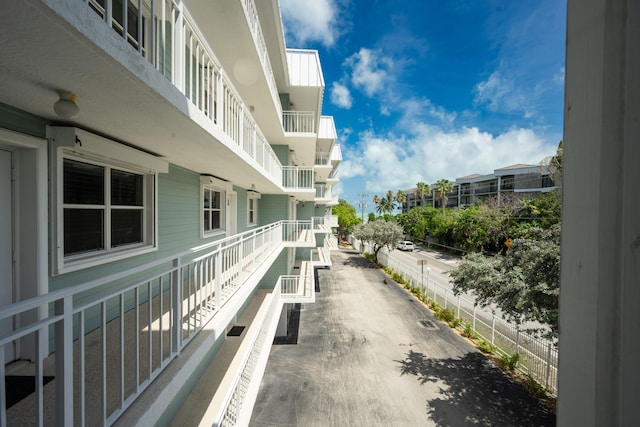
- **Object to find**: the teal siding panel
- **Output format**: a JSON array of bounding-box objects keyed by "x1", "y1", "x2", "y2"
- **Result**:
[
  {"x1": 235, "y1": 186, "x2": 249, "y2": 234},
  {"x1": 259, "y1": 249, "x2": 289, "y2": 289},
  {"x1": 271, "y1": 145, "x2": 290, "y2": 166},
  {"x1": 259, "y1": 194, "x2": 289, "y2": 226},
  {"x1": 0, "y1": 102, "x2": 50, "y2": 139}
]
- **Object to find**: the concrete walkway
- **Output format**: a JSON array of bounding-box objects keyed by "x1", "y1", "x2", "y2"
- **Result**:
[{"x1": 250, "y1": 249, "x2": 555, "y2": 427}]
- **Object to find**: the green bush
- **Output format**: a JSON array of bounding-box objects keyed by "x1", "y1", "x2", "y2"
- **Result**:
[
  {"x1": 449, "y1": 317, "x2": 462, "y2": 329},
  {"x1": 435, "y1": 307, "x2": 455, "y2": 323},
  {"x1": 500, "y1": 353, "x2": 520, "y2": 371},
  {"x1": 525, "y1": 374, "x2": 548, "y2": 398},
  {"x1": 461, "y1": 321, "x2": 478, "y2": 339},
  {"x1": 477, "y1": 339, "x2": 496, "y2": 354}
]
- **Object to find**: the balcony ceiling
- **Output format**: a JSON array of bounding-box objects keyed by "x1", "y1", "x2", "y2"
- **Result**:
[{"x1": 0, "y1": 0, "x2": 284, "y2": 194}]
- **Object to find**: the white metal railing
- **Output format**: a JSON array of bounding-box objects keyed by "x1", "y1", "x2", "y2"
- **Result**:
[
  {"x1": 0, "y1": 220, "x2": 316, "y2": 426},
  {"x1": 83, "y1": 0, "x2": 283, "y2": 185},
  {"x1": 350, "y1": 239, "x2": 559, "y2": 396},
  {"x1": 239, "y1": 0, "x2": 281, "y2": 120},
  {"x1": 327, "y1": 168, "x2": 340, "y2": 181},
  {"x1": 314, "y1": 184, "x2": 332, "y2": 199},
  {"x1": 281, "y1": 220, "x2": 313, "y2": 245},
  {"x1": 282, "y1": 166, "x2": 314, "y2": 189},
  {"x1": 282, "y1": 111, "x2": 315, "y2": 133},
  {"x1": 330, "y1": 144, "x2": 342, "y2": 162},
  {"x1": 209, "y1": 286, "x2": 281, "y2": 426},
  {"x1": 312, "y1": 215, "x2": 336, "y2": 231},
  {"x1": 314, "y1": 152, "x2": 330, "y2": 166}
]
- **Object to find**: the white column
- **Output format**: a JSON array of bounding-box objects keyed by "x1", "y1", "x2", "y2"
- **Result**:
[{"x1": 559, "y1": 1, "x2": 640, "y2": 425}]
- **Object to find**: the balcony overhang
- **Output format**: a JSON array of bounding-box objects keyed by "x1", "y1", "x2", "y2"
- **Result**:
[{"x1": 0, "y1": 1, "x2": 289, "y2": 195}]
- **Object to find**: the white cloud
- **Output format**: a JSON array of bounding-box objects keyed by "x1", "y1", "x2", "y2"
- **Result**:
[
  {"x1": 330, "y1": 82, "x2": 352, "y2": 109},
  {"x1": 344, "y1": 123, "x2": 556, "y2": 194},
  {"x1": 345, "y1": 48, "x2": 391, "y2": 97},
  {"x1": 280, "y1": 0, "x2": 342, "y2": 47},
  {"x1": 473, "y1": 71, "x2": 535, "y2": 118},
  {"x1": 553, "y1": 66, "x2": 565, "y2": 85}
]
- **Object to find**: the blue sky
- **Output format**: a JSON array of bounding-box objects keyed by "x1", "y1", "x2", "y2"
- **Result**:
[{"x1": 280, "y1": 0, "x2": 566, "y2": 212}]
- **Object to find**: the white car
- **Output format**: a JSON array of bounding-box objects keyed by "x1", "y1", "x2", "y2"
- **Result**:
[{"x1": 397, "y1": 241, "x2": 415, "y2": 252}]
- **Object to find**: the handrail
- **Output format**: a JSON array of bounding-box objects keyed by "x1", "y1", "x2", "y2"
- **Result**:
[
  {"x1": 83, "y1": 0, "x2": 284, "y2": 186},
  {"x1": 0, "y1": 219, "x2": 316, "y2": 425}
]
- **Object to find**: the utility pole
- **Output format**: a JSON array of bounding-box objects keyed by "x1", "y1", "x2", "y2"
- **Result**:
[{"x1": 356, "y1": 192, "x2": 369, "y2": 222}]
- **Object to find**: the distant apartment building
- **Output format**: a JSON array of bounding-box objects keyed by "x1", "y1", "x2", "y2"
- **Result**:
[
  {"x1": 0, "y1": 1, "x2": 340, "y2": 425},
  {"x1": 401, "y1": 164, "x2": 557, "y2": 212}
]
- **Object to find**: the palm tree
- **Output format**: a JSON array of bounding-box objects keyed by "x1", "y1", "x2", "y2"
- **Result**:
[
  {"x1": 396, "y1": 189, "x2": 407, "y2": 211},
  {"x1": 372, "y1": 195, "x2": 382, "y2": 215},
  {"x1": 379, "y1": 190, "x2": 394, "y2": 215},
  {"x1": 415, "y1": 181, "x2": 430, "y2": 207},
  {"x1": 434, "y1": 179, "x2": 453, "y2": 211}
]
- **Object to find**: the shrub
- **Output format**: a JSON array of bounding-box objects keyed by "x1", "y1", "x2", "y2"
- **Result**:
[
  {"x1": 435, "y1": 307, "x2": 455, "y2": 324},
  {"x1": 477, "y1": 339, "x2": 496, "y2": 354},
  {"x1": 449, "y1": 317, "x2": 462, "y2": 329},
  {"x1": 500, "y1": 353, "x2": 520, "y2": 371},
  {"x1": 461, "y1": 321, "x2": 478, "y2": 339}
]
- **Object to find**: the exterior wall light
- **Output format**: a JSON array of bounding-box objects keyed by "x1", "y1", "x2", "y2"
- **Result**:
[{"x1": 54, "y1": 91, "x2": 80, "y2": 119}]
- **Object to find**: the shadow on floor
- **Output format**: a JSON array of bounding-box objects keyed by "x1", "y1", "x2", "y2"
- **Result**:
[
  {"x1": 395, "y1": 350, "x2": 556, "y2": 426},
  {"x1": 273, "y1": 303, "x2": 301, "y2": 345}
]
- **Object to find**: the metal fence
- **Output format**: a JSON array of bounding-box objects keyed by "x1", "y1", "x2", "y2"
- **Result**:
[{"x1": 350, "y1": 239, "x2": 558, "y2": 396}]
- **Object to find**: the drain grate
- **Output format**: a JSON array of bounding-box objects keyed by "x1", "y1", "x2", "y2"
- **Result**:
[
  {"x1": 418, "y1": 319, "x2": 438, "y2": 330},
  {"x1": 227, "y1": 326, "x2": 246, "y2": 336}
]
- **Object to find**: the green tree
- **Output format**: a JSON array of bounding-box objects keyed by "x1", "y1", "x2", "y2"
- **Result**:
[
  {"x1": 372, "y1": 195, "x2": 382, "y2": 215},
  {"x1": 450, "y1": 224, "x2": 560, "y2": 338},
  {"x1": 396, "y1": 189, "x2": 407, "y2": 211},
  {"x1": 415, "y1": 181, "x2": 431, "y2": 207},
  {"x1": 434, "y1": 179, "x2": 454, "y2": 211},
  {"x1": 332, "y1": 199, "x2": 361, "y2": 240},
  {"x1": 352, "y1": 219, "x2": 404, "y2": 262},
  {"x1": 516, "y1": 190, "x2": 562, "y2": 231},
  {"x1": 372, "y1": 191, "x2": 396, "y2": 216},
  {"x1": 540, "y1": 140, "x2": 563, "y2": 185}
]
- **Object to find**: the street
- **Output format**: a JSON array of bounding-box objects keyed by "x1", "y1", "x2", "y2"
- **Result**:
[{"x1": 250, "y1": 249, "x2": 555, "y2": 426}]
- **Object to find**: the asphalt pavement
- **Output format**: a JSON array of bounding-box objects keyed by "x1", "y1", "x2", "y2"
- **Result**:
[{"x1": 249, "y1": 248, "x2": 555, "y2": 427}]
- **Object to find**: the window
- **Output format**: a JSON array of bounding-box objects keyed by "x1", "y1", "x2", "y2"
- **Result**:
[
  {"x1": 60, "y1": 155, "x2": 155, "y2": 268},
  {"x1": 247, "y1": 191, "x2": 260, "y2": 227},
  {"x1": 203, "y1": 186, "x2": 224, "y2": 234},
  {"x1": 50, "y1": 126, "x2": 167, "y2": 275}
]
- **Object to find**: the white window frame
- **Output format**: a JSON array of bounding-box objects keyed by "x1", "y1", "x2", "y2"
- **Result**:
[
  {"x1": 247, "y1": 191, "x2": 260, "y2": 227},
  {"x1": 200, "y1": 175, "x2": 233, "y2": 239},
  {"x1": 49, "y1": 127, "x2": 167, "y2": 275}
]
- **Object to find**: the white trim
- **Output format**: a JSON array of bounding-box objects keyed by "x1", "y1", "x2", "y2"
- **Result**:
[
  {"x1": 201, "y1": 183, "x2": 227, "y2": 239},
  {"x1": 49, "y1": 126, "x2": 169, "y2": 173},
  {"x1": 0, "y1": 128, "x2": 48, "y2": 361},
  {"x1": 247, "y1": 191, "x2": 260, "y2": 227},
  {"x1": 48, "y1": 127, "x2": 162, "y2": 275}
]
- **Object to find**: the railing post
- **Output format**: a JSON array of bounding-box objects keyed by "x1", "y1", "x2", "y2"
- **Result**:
[
  {"x1": 456, "y1": 296, "x2": 461, "y2": 319},
  {"x1": 215, "y1": 253, "x2": 223, "y2": 307},
  {"x1": 55, "y1": 296, "x2": 74, "y2": 426},
  {"x1": 491, "y1": 313, "x2": 496, "y2": 346},
  {"x1": 515, "y1": 327, "x2": 520, "y2": 355},
  {"x1": 545, "y1": 342, "x2": 552, "y2": 389},
  {"x1": 172, "y1": 257, "x2": 182, "y2": 354},
  {"x1": 473, "y1": 304, "x2": 477, "y2": 330}
]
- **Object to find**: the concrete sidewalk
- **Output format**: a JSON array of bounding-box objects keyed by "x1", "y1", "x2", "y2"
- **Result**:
[{"x1": 250, "y1": 249, "x2": 555, "y2": 426}]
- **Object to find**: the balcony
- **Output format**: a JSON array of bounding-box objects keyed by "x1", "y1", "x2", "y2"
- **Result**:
[
  {"x1": 1, "y1": 1, "x2": 299, "y2": 194},
  {"x1": 0, "y1": 220, "x2": 316, "y2": 426},
  {"x1": 283, "y1": 166, "x2": 315, "y2": 200},
  {"x1": 315, "y1": 184, "x2": 338, "y2": 205},
  {"x1": 282, "y1": 111, "x2": 315, "y2": 134}
]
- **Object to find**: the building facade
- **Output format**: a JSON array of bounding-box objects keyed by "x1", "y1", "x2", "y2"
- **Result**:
[
  {"x1": 0, "y1": 0, "x2": 340, "y2": 425},
  {"x1": 401, "y1": 163, "x2": 557, "y2": 212}
]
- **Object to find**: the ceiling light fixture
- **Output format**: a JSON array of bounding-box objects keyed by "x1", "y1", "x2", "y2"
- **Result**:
[{"x1": 54, "y1": 91, "x2": 80, "y2": 119}]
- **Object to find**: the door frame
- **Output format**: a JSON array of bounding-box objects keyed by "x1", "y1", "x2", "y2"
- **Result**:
[{"x1": 0, "y1": 128, "x2": 48, "y2": 362}]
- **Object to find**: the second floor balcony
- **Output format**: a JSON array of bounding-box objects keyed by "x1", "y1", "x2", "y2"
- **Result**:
[
  {"x1": 0, "y1": 220, "x2": 317, "y2": 426},
  {"x1": 1, "y1": 0, "x2": 328, "y2": 198}
]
